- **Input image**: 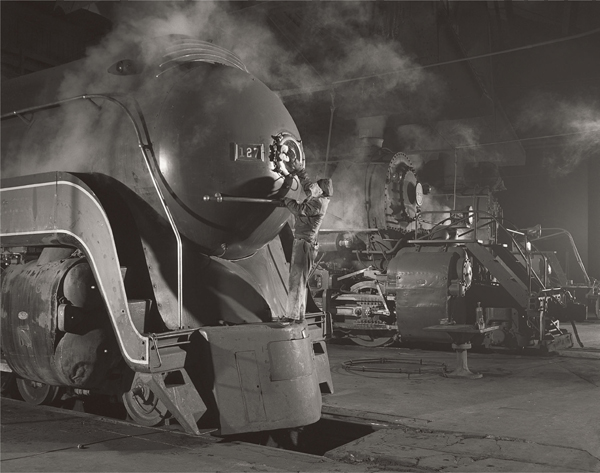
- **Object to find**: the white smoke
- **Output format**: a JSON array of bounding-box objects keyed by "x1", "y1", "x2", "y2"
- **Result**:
[
  {"x1": 59, "y1": 2, "x2": 222, "y2": 95},
  {"x1": 55, "y1": 2, "x2": 440, "y2": 102},
  {"x1": 516, "y1": 91, "x2": 600, "y2": 178},
  {"x1": 396, "y1": 125, "x2": 446, "y2": 152},
  {"x1": 319, "y1": 162, "x2": 375, "y2": 230},
  {"x1": 5, "y1": 2, "x2": 447, "y2": 221}
]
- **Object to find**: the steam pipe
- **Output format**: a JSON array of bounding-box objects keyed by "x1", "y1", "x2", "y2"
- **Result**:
[
  {"x1": 532, "y1": 228, "x2": 591, "y2": 285},
  {"x1": 203, "y1": 193, "x2": 282, "y2": 205}
]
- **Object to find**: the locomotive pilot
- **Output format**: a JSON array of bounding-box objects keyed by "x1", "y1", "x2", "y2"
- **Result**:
[{"x1": 280, "y1": 158, "x2": 333, "y2": 323}]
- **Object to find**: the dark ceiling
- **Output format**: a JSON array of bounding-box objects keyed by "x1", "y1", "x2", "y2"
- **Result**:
[
  {"x1": 1, "y1": 1, "x2": 599, "y2": 274},
  {"x1": 2, "y1": 2, "x2": 598, "y2": 155}
]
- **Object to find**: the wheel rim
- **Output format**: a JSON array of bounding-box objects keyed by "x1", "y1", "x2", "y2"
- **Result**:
[
  {"x1": 122, "y1": 385, "x2": 170, "y2": 427},
  {"x1": 16, "y1": 378, "x2": 62, "y2": 405}
]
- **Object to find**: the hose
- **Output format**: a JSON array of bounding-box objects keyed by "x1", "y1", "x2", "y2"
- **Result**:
[{"x1": 570, "y1": 319, "x2": 584, "y2": 348}]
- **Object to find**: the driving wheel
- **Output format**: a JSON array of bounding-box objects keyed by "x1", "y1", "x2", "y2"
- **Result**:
[{"x1": 16, "y1": 377, "x2": 63, "y2": 405}]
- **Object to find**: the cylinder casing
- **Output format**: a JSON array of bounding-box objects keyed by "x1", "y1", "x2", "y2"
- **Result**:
[{"x1": 1, "y1": 258, "x2": 120, "y2": 388}]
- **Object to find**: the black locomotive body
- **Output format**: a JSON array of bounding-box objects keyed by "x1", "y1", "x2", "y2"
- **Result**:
[
  {"x1": 0, "y1": 37, "x2": 332, "y2": 435},
  {"x1": 309, "y1": 149, "x2": 588, "y2": 351}
]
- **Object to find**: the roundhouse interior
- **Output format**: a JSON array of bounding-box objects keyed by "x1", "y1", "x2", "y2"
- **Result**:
[{"x1": 1, "y1": 2, "x2": 600, "y2": 471}]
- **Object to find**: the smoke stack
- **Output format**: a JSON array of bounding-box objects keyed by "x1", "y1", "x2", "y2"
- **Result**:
[{"x1": 355, "y1": 115, "x2": 387, "y2": 161}]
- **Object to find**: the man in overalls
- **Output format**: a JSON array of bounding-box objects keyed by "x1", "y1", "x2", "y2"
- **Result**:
[{"x1": 281, "y1": 159, "x2": 333, "y2": 323}]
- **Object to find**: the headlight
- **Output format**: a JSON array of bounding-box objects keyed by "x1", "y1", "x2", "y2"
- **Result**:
[{"x1": 269, "y1": 132, "x2": 305, "y2": 176}]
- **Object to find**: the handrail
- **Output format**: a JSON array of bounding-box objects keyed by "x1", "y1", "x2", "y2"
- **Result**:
[
  {"x1": 411, "y1": 209, "x2": 546, "y2": 290},
  {"x1": 2, "y1": 94, "x2": 184, "y2": 329}
]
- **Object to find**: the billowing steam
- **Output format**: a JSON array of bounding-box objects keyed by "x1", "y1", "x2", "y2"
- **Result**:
[
  {"x1": 3, "y1": 2, "x2": 226, "y2": 177},
  {"x1": 5, "y1": 2, "x2": 445, "y2": 234},
  {"x1": 319, "y1": 162, "x2": 375, "y2": 230},
  {"x1": 516, "y1": 91, "x2": 600, "y2": 178},
  {"x1": 61, "y1": 2, "x2": 443, "y2": 138},
  {"x1": 396, "y1": 124, "x2": 448, "y2": 154},
  {"x1": 76, "y1": 2, "x2": 439, "y2": 100}
]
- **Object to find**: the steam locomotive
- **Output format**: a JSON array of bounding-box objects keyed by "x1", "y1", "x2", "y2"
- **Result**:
[
  {"x1": 308, "y1": 147, "x2": 588, "y2": 351},
  {"x1": 0, "y1": 36, "x2": 332, "y2": 435}
]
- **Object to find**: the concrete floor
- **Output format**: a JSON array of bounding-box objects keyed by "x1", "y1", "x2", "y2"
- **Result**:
[
  {"x1": 0, "y1": 399, "x2": 368, "y2": 472},
  {"x1": 1, "y1": 320, "x2": 599, "y2": 472},
  {"x1": 322, "y1": 319, "x2": 600, "y2": 471}
]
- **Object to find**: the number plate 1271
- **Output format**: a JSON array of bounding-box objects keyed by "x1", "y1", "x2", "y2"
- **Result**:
[{"x1": 231, "y1": 143, "x2": 264, "y2": 161}]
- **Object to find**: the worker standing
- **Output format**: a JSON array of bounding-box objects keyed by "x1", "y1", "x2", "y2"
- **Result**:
[{"x1": 281, "y1": 158, "x2": 333, "y2": 323}]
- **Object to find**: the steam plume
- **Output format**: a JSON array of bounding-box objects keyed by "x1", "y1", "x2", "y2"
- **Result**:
[{"x1": 516, "y1": 91, "x2": 600, "y2": 178}]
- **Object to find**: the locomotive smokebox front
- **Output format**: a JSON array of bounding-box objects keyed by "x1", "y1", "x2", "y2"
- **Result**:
[{"x1": 155, "y1": 63, "x2": 303, "y2": 259}]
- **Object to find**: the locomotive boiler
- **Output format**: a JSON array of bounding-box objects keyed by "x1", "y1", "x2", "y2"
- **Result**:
[
  {"x1": 309, "y1": 145, "x2": 585, "y2": 351},
  {"x1": 0, "y1": 36, "x2": 333, "y2": 435}
]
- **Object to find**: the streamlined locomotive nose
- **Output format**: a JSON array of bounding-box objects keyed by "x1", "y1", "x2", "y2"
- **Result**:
[{"x1": 156, "y1": 64, "x2": 305, "y2": 259}]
